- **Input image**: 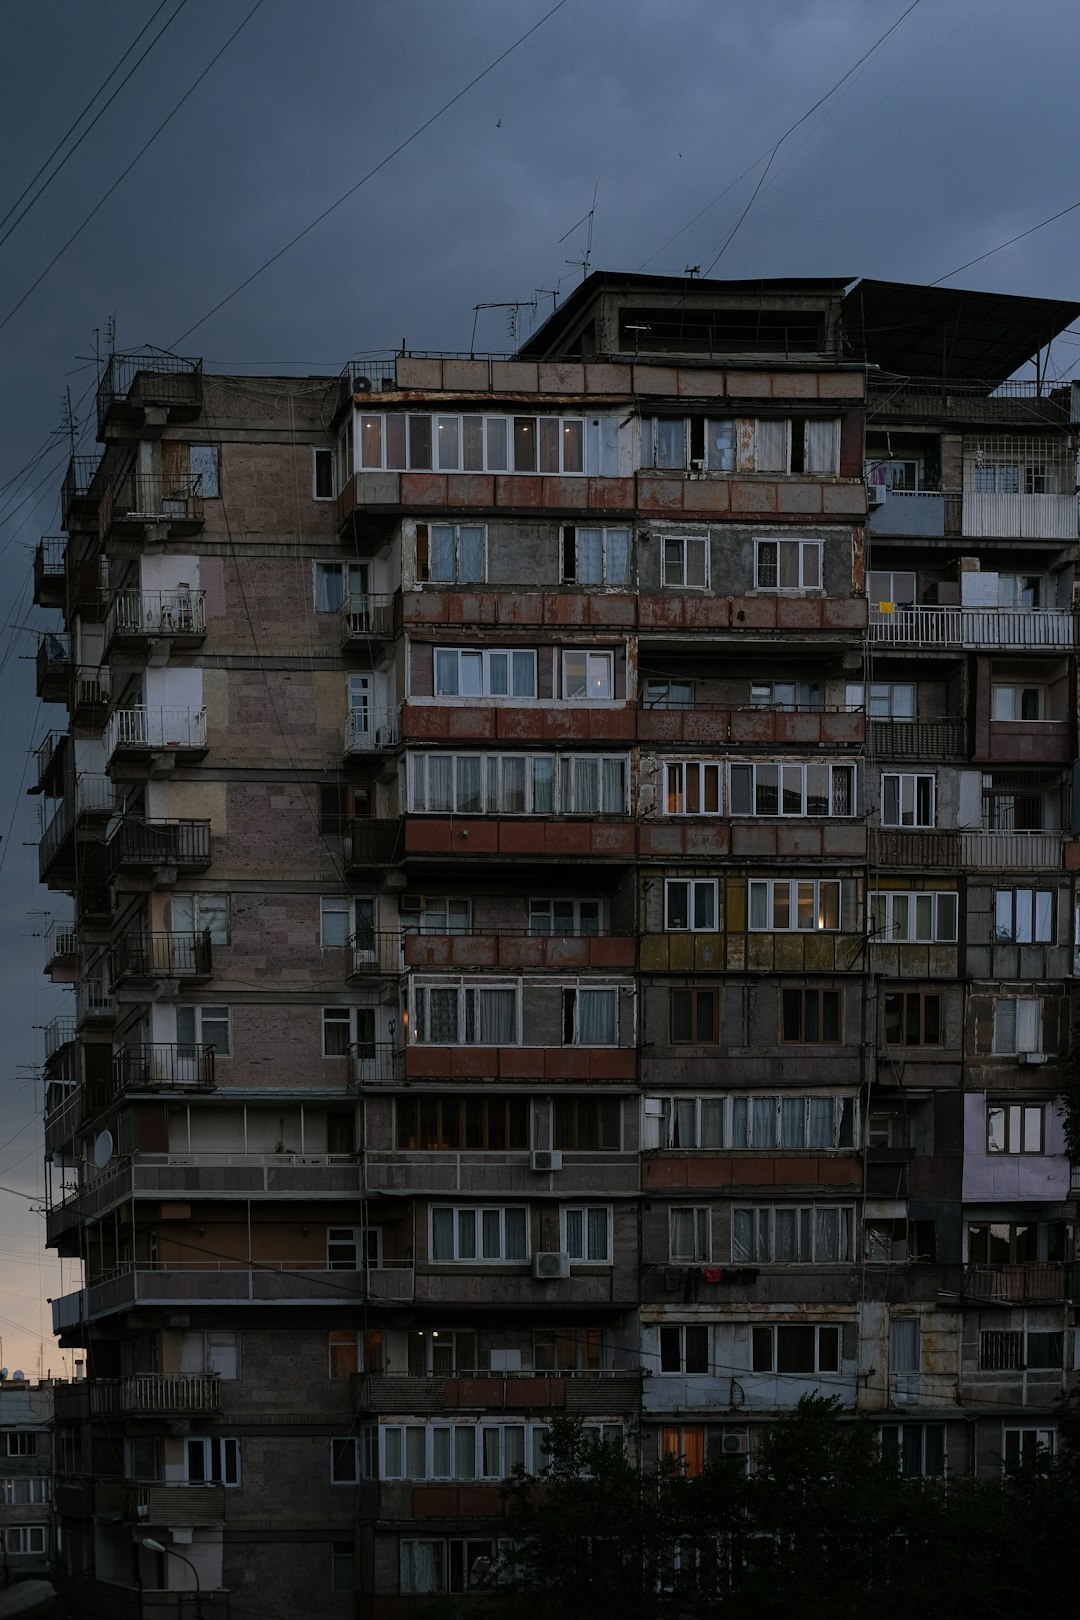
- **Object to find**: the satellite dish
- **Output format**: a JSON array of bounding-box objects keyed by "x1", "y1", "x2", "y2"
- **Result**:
[
  {"x1": 12, "y1": 1371, "x2": 25, "y2": 1382},
  {"x1": 93, "y1": 1130, "x2": 114, "y2": 1170},
  {"x1": 0, "y1": 1370, "x2": 7, "y2": 1382}
]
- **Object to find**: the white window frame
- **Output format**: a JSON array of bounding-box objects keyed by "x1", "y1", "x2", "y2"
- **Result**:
[
  {"x1": 0, "y1": 1479, "x2": 50, "y2": 1505},
  {"x1": 661, "y1": 534, "x2": 710, "y2": 590},
  {"x1": 180, "y1": 1329, "x2": 239, "y2": 1380},
  {"x1": 528, "y1": 898, "x2": 604, "y2": 936},
  {"x1": 184, "y1": 1436, "x2": 240, "y2": 1487},
  {"x1": 751, "y1": 680, "x2": 822, "y2": 712},
  {"x1": 748, "y1": 878, "x2": 841, "y2": 932},
  {"x1": 869, "y1": 890, "x2": 958, "y2": 944},
  {"x1": 664, "y1": 879, "x2": 718, "y2": 932},
  {"x1": 991, "y1": 684, "x2": 1046, "y2": 722},
  {"x1": 755, "y1": 538, "x2": 823, "y2": 591},
  {"x1": 730, "y1": 761, "x2": 855, "y2": 818},
  {"x1": 642, "y1": 679, "x2": 695, "y2": 710},
  {"x1": 563, "y1": 525, "x2": 631, "y2": 587},
  {"x1": 429, "y1": 1205, "x2": 529, "y2": 1264},
  {"x1": 176, "y1": 1004, "x2": 231, "y2": 1057},
  {"x1": 406, "y1": 751, "x2": 629, "y2": 816},
  {"x1": 992, "y1": 997, "x2": 1044, "y2": 1055},
  {"x1": 663, "y1": 760, "x2": 722, "y2": 816},
  {"x1": 360, "y1": 412, "x2": 586, "y2": 475},
  {"x1": 321, "y1": 895, "x2": 375, "y2": 949},
  {"x1": 732, "y1": 1205, "x2": 854, "y2": 1263},
  {"x1": 561, "y1": 649, "x2": 614, "y2": 702},
  {"x1": 847, "y1": 681, "x2": 916, "y2": 720},
  {"x1": 669, "y1": 1206, "x2": 711, "y2": 1262},
  {"x1": 327, "y1": 1225, "x2": 382, "y2": 1269},
  {"x1": 416, "y1": 522, "x2": 487, "y2": 584},
  {"x1": 660, "y1": 1093, "x2": 855, "y2": 1151},
  {"x1": 561, "y1": 1206, "x2": 613, "y2": 1264},
  {"x1": 880, "y1": 772, "x2": 935, "y2": 828},
  {"x1": 412, "y1": 980, "x2": 521, "y2": 1046},
  {"x1": 314, "y1": 559, "x2": 367, "y2": 613},
  {"x1": 405, "y1": 896, "x2": 472, "y2": 935},
  {"x1": 994, "y1": 889, "x2": 1054, "y2": 944},
  {"x1": 561, "y1": 985, "x2": 620, "y2": 1047},
  {"x1": 434, "y1": 648, "x2": 538, "y2": 700},
  {"x1": 4, "y1": 1527, "x2": 46, "y2": 1556}
]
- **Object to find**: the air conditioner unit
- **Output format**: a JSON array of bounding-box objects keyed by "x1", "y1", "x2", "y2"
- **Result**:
[
  {"x1": 867, "y1": 483, "x2": 887, "y2": 505},
  {"x1": 1019, "y1": 1052, "x2": 1047, "y2": 1065},
  {"x1": 532, "y1": 1251, "x2": 571, "y2": 1280},
  {"x1": 530, "y1": 1150, "x2": 563, "y2": 1172},
  {"x1": 354, "y1": 376, "x2": 373, "y2": 394},
  {"x1": 720, "y1": 1431, "x2": 750, "y2": 1455}
]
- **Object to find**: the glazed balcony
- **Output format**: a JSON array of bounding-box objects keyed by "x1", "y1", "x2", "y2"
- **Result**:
[
  {"x1": 869, "y1": 605, "x2": 1075, "y2": 649},
  {"x1": 342, "y1": 817, "x2": 405, "y2": 873},
  {"x1": 96, "y1": 352, "x2": 203, "y2": 439},
  {"x1": 36, "y1": 632, "x2": 70, "y2": 701},
  {"x1": 962, "y1": 1262, "x2": 1079, "y2": 1305},
  {"x1": 108, "y1": 816, "x2": 212, "y2": 875},
  {"x1": 363, "y1": 1151, "x2": 639, "y2": 1198},
  {"x1": 403, "y1": 929, "x2": 636, "y2": 973},
  {"x1": 404, "y1": 815, "x2": 637, "y2": 863},
  {"x1": 871, "y1": 828, "x2": 1062, "y2": 870},
  {"x1": 403, "y1": 1044, "x2": 637, "y2": 1084},
  {"x1": 99, "y1": 472, "x2": 204, "y2": 539},
  {"x1": 105, "y1": 588, "x2": 207, "y2": 649},
  {"x1": 869, "y1": 717, "x2": 968, "y2": 760},
  {"x1": 111, "y1": 929, "x2": 212, "y2": 985},
  {"x1": 103, "y1": 705, "x2": 207, "y2": 764},
  {"x1": 33, "y1": 536, "x2": 67, "y2": 607},
  {"x1": 346, "y1": 931, "x2": 403, "y2": 977},
  {"x1": 344, "y1": 706, "x2": 401, "y2": 754},
  {"x1": 112, "y1": 1041, "x2": 216, "y2": 1095},
  {"x1": 341, "y1": 591, "x2": 395, "y2": 646},
  {"x1": 359, "y1": 1369, "x2": 643, "y2": 1417}
]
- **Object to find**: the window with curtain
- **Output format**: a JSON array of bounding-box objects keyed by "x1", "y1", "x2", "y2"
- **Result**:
[
  {"x1": 430, "y1": 1206, "x2": 528, "y2": 1262},
  {"x1": 890, "y1": 1317, "x2": 920, "y2": 1374},
  {"x1": 563, "y1": 987, "x2": 618, "y2": 1045},
  {"x1": 732, "y1": 1204, "x2": 853, "y2": 1263},
  {"x1": 562, "y1": 1206, "x2": 611, "y2": 1263},
  {"x1": 670, "y1": 1207, "x2": 710, "y2": 1261}
]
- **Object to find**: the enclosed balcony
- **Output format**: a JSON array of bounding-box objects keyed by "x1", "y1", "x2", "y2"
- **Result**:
[
  {"x1": 95, "y1": 351, "x2": 203, "y2": 439},
  {"x1": 111, "y1": 929, "x2": 212, "y2": 985},
  {"x1": 105, "y1": 587, "x2": 207, "y2": 650},
  {"x1": 108, "y1": 816, "x2": 212, "y2": 875},
  {"x1": 35, "y1": 632, "x2": 71, "y2": 701},
  {"x1": 104, "y1": 705, "x2": 208, "y2": 765},
  {"x1": 341, "y1": 591, "x2": 395, "y2": 647},
  {"x1": 112, "y1": 1041, "x2": 216, "y2": 1095},
  {"x1": 33, "y1": 535, "x2": 67, "y2": 607}
]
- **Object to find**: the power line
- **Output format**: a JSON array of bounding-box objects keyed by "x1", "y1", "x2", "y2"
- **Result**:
[
  {"x1": 170, "y1": 0, "x2": 574, "y2": 345},
  {"x1": 0, "y1": 0, "x2": 269, "y2": 341},
  {"x1": 931, "y1": 197, "x2": 1080, "y2": 285},
  {"x1": 0, "y1": 0, "x2": 188, "y2": 253}
]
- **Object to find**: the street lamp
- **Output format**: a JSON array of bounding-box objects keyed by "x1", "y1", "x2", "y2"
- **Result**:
[{"x1": 142, "y1": 1538, "x2": 203, "y2": 1619}]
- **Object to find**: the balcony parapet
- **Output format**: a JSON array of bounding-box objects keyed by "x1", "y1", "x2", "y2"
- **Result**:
[
  {"x1": 104, "y1": 706, "x2": 207, "y2": 763},
  {"x1": 400, "y1": 586, "x2": 866, "y2": 634},
  {"x1": 403, "y1": 930, "x2": 636, "y2": 973},
  {"x1": 42, "y1": 920, "x2": 79, "y2": 973},
  {"x1": 62, "y1": 454, "x2": 103, "y2": 528},
  {"x1": 96, "y1": 352, "x2": 203, "y2": 439},
  {"x1": 869, "y1": 718, "x2": 967, "y2": 759},
  {"x1": 871, "y1": 828, "x2": 1062, "y2": 871},
  {"x1": 112, "y1": 1041, "x2": 216, "y2": 1096},
  {"x1": 364, "y1": 1152, "x2": 639, "y2": 1197},
  {"x1": 341, "y1": 591, "x2": 395, "y2": 644},
  {"x1": 343, "y1": 817, "x2": 405, "y2": 872},
  {"x1": 88, "y1": 1373, "x2": 221, "y2": 1416},
  {"x1": 77, "y1": 1153, "x2": 365, "y2": 1216},
  {"x1": 33, "y1": 536, "x2": 67, "y2": 605},
  {"x1": 866, "y1": 375, "x2": 1071, "y2": 425},
  {"x1": 346, "y1": 931, "x2": 403, "y2": 976},
  {"x1": 100, "y1": 472, "x2": 204, "y2": 537},
  {"x1": 111, "y1": 929, "x2": 212, "y2": 985},
  {"x1": 108, "y1": 816, "x2": 212, "y2": 874},
  {"x1": 359, "y1": 1369, "x2": 643, "y2": 1416},
  {"x1": 75, "y1": 979, "x2": 114, "y2": 1026},
  {"x1": 961, "y1": 1262, "x2": 1079, "y2": 1304},
  {"x1": 43, "y1": 1016, "x2": 76, "y2": 1061},
  {"x1": 345, "y1": 706, "x2": 401, "y2": 754},
  {"x1": 36, "y1": 632, "x2": 70, "y2": 700},
  {"x1": 105, "y1": 588, "x2": 207, "y2": 647},
  {"x1": 32, "y1": 729, "x2": 68, "y2": 795},
  {"x1": 869, "y1": 605, "x2": 1076, "y2": 649},
  {"x1": 351, "y1": 1041, "x2": 405, "y2": 1087}
]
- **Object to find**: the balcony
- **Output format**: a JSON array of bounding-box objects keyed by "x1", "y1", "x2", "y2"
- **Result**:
[
  {"x1": 351, "y1": 1041, "x2": 404, "y2": 1086},
  {"x1": 32, "y1": 728, "x2": 68, "y2": 795},
  {"x1": 360, "y1": 1370, "x2": 643, "y2": 1417},
  {"x1": 962, "y1": 1262, "x2": 1079, "y2": 1304},
  {"x1": 865, "y1": 375, "x2": 1071, "y2": 427},
  {"x1": 33, "y1": 535, "x2": 67, "y2": 606},
  {"x1": 71, "y1": 664, "x2": 112, "y2": 716},
  {"x1": 404, "y1": 815, "x2": 637, "y2": 863},
  {"x1": 342, "y1": 817, "x2": 405, "y2": 873},
  {"x1": 79, "y1": 1154, "x2": 365, "y2": 1214},
  {"x1": 44, "y1": 1080, "x2": 81, "y2": 1156},
  {"x1": 399, "y1": 586, "x2": 866, "y2": 635},
  {"x1": 91, "y1": 1373, "x2": 222, "y2": 1415},
  {"x1": 341, "y1": 591, "x2": 395, "y2": 646},
  {"x1": 871, "y1": 828, "x2": 1062, "y2": 870},
  {"x1": 36, "y1": 631, "x2": 70, "y2": 701},
  {"x1": 62, "y1": 453, "x2": 103, "y2": 528},
  {"x1": 96, "y1": 1477, "x2": 225, "y2": 1530},
  {"x1": 99, "y1": 472, "x2": 204, "y2": 539},
  {"x1": 105, "y1": 588, "x2": 207, "y2": 649},
  {"x1": 96, "y1": 352, "x2": 203, "y2": 438},
  {"x1": 869, "y1": 718, "x2": 968, "y2": 759},
  {"x1": 108, "y1": 816, "x2": 212, "y2": 875},
  {"x1": 346, "y1": 931, "x2": 403, "y2": 976},
  {"x1": 42, "y1": 919, "x2": 79, "y2": 976},
  {"x1": 76, "y1": 979, "x2": 114, "y2": 1026},
  {"x1": 403, "y1": 930, "x2": 636, "y2": 973},
  {"x1": 403, "y1": 1044, "x2": 637, "y2": 1084},
  {"x1": 869, "y1": 605, "x2": 1076, "y2": 649},
  {"x1": 637, "y1": 703, "x2": 864, "y2": 750},
  {"x1": 43, "y1": 1015, "x2": 76, "y2": 1062},
  {"x1": 364, "y1": 1151, "x2": 639, "y2": 1197},
  {"x1": 866, "y1": 489, "x2": 954, "y2": 537},
  {"x1": 104, "y1": 706, "x2": 207, "y2": 765},
  {"x1": 962, "y1": 491, "x2": 1078, "y2": 540},
  {"x1": 112, "y1": 1042, "x2": 216, "y2": 1095},
  {"x1": 345, "y1": 706, "x2": 401, "y2": 754},
  {"x1": 38, "y1": 773, "x2": 116, "y2": 882},
  {"x1": 111, "y1": 930, "x2": 212, "y2": 985}
]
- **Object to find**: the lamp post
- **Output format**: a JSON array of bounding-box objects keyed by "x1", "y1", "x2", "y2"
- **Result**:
[{"x1": 142, "y1": 1538, "x2": 203, "y2": 1619}]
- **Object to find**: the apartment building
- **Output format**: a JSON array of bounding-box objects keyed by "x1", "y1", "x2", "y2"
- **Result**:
[
  {"x1": 0, "y1": 1378, "x2": 55, "y2": 1588},
  {"x1": 33, "y1": 271, "x2": 1079, "y2": 1617}
]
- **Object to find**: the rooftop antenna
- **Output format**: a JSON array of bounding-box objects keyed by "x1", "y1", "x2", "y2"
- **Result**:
[
  {"x1": 469, "y1": 300, "x2": 537, "y2": 357},
  {"x1": 684, "y1": 265, "x2": 701, "y2": 279},
  {"x1": 60, "y1": 388, "x2": 77, "y2": 456},
  {"x1": 560, "y1": 184, "x2": 598, "y2": 282}
]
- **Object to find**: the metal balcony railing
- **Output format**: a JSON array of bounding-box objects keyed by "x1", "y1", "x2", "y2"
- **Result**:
[
  {"x1": 120, "y1": 1372, "x2": 221, "y2": 1414},
  {"x1": 43, "y1": 1016, "x2": 76, "y2": 1060},
  {"x1": 343, "y1": 817, "x2": 404, "y2": 869},
  {"x1": 347, "y1": 931, "x2": 403, "y2": 976},
  {"x1": 33, "y1": 729, "x2": 67, "y2": 789},
  {"x1": 76, "y1": 980, "x2": 114, "y2": 1024},
  {"x1": 108, "y1": 816, "x2": 212, "y2": 871},
  {"x1": 345, "y1": 706, "x2": 401, "y2": 753},
  {"x1": 106, "y1": 587, "x2": 207, "y2": 643},
  {"x1": 872, "y1": 828, "x2": 1062, "y2": 870},
  {"x1": 36, "y1": 631, "x2": 70, "y2": 692},
  {"x1": 341, "y1": 591, "x2": 395, "y2": 640},
  {"x1": 350, "y1": 1041, "x2": 403, "y2": 1086},
  {"x1": 42, "y1": 920, "x2": 78, "y2": 965},
  {"x1": 112, "y1": 1042, "x2": 216, "y2": 1094},
  {"x1": 868, "y1": 718, "x2": 968, "y2": 759},
  {"x1": 33, "y1": 536, "x2": 67, "y2": 602},
  {"x1": 100, "y1": 472, "x2": 204, "y2": 534},
  {"x1": 866, "y1": 375, "x2": 1072, "y2": 424},
  {"x1": 111, "y1": 930, "x2": 212, "y2": 983},
  {"x1": 71, "y1": 664, "x2": 111, "y2": 709},
  {"x1": 38, "y1": 774, "x2": 115, "y2": 876},
  {"x1": 96, "y1": 352, "x2": 202, "y2": 437},
  {"x1": 869, "y1": 604, "x2": 1076, "y2": 648},
  {"x1": 104, "y1": 705, "x2": 207, "y2": 758},
  {"x1": 963, "y1": 1262, "x2": 1078, "y2": 1304},
  {"x1": 62, "y1": 453, "x2": 101, "y2": 525}
]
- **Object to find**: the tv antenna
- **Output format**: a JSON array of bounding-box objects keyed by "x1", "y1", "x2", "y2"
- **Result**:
[
  {"x1": 469, "y1": 299, "x2": 537, "y2": 356},
  {"x1": 560, "y1": 184, "x2": 598, "y2": 281}
]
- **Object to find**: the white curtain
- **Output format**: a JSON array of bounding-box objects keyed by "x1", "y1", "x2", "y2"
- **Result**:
[
  {"x1": 577, "y1": 989, "x2": 616, "y2": 1045},
  {"x1": 804, "y1": 419, "x2": 839, "y2": 473},
  {"x1": 458, "y1": 527, "x2": 485, "y2": 581}
]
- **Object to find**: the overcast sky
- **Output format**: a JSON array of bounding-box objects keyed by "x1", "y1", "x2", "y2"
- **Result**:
[{"x1": 1, "y1": 0, "x2": 1078, "y2": 1375}]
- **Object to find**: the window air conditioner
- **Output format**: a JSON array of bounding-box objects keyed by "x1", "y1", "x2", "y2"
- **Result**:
[
  {"x1": 530, "y1": 1150, "x2": 563, "y2": 1172},
  {"x1": 720, "y1": 1431, "x2": 750, "y2": 1455},
  {"x1": 1018, "y1": 1052, "x2": 1047, "y2": 1065},
  {"x1": 532, "y1": 1251, "x2": 571, "y2": 1280},
  {"x1": 867, "y1": 484, "x2": 887, "y2": 506}
]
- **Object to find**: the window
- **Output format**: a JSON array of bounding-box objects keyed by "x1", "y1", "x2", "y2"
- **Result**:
[
  {"x1": 318, "y1": 782, "x2": 370, "y2": 835},
  {"x1": 748, "y1": 879, "x2": 840, "y2": 931},
  {"x1": 884, "y1": 991, "x2": 942, "y2": 1047},
  {"x1": 868, "y1": 569, "x2": 916, "y2": 608},
  {"x1": 660, "y1": 1426, "x2": 706, "y2": 1477},
  {"x1": 407, "y1": 751, "x2": 629, "y2": 815},
  {"x1": 553, "y1": 1098, "x2": 621, "y2": 1150},
  {"x1": 880, "y1": 1424, "x2": 944, "y2": 1477},
  {"x1": 1003, "y1": 1428, "x2": 1055, "y2": 1469},
  {"x1": 664, "y1": 879, "x2": 717, "y2": 931},
  {"x1": 529, "y1": 898, "x2": 603, "y2": 936},
  {"x1": 992, "y1": 997, "x2": 1043, "y2": 1055},
  {"x1": 404, "y1": 896, "x2": 472, "y2": 936},
  {"x1": 5, "y1": 1527, "x2": 46, "y2": 1556},
  {"x1": 642, "y1": 679, "x2": 694, "y2": 709},
  {"x1": 0, "y1": 1479, "x2": 49, "y2": 1505},
  {"x1": 406, "y1": 1330, "x2": 478, "y2": 1376},
  {"x1": 733, "y1": 1205, "x2": 853, "y2": 1263},
  {"x1": 987, "y1": 1102, "x2": 1045, "y2": 1155},
  {"x1": 327, "y1": 1226, "x2": 381, "y2": 1269},
  {"x1": 177, "y1": 1004, "x2": 231, "y2": 1056},
  {"x1": 400, "y1": 1537, "x2": 497, "y2": 1596},
  {"x1": 994, "y1": 890, "x2": 1054, "y2": 944},
  {"x1": 330, "y1": 1432, "x2": 374, "y2": 1484},
  {"x1": 751, "y1": 680, "x2": 822, "y2": 711},
  {"x1": 890, "y1": 1317, "x2": 920, "y2": 1374},
  {"x1": 314, "y1": 560, "x2": 367, "y2": 613},
  {"x1": 4, "y1": 1433, "x2": 34, "y2": 1457},
  {"x1": 313, "y1": 447, "x2": 336, "y2": 500},
  {"x1": 870, "y1": 891, "x2": 958, "y2": 943},
  {"x1": 670, "y1": 988, "x2": 719, "y2": 1044},
  {"x1": 329, "y1": 1329, "x2": 382, "y2": 1377},
  {"x1": 979, "y1": 1331, "x2": 1063, "y2": 1372},
  {"x1": 534, "y1": 1329, "x2": 602, "y2": 1372},
  {"x1": 563, "y1": 526, "x2": 630, "y2": 586},
  {"x1": 755, "y1": 538, "x2": 822, "y2": 590},
  {"x1": 434, "y1": 648, "x2": 537, "y2": 699},
  {"x1": 396, "y1": 1095, "x2": 529, "y2": 1151},
  {"x1": 992, "y1": 685, "x2": 1044, "y2": 721},
  {"x1": 321, "y1": 896, "x2": 375, "y2": 949},
  {"x1": 331, "y1": 1543, "x2": 356, "y2": 1592},
  {"x1": 998, "y1": 573, "x2": 1042, "y2": 609},
  {"x1": 562, "y1": 986, "x2": 619, "y2": 1045},
  {"x1": 867, "y1": 456, "x2": 920, "y2": 491},
  {"x1": 185, "y1": 1437, "x2": 240, "y2": 1486},
  {"x1": 723, "y1": 1094, "x2": 855, "y2": 1150},
  {"x1": 670, "y1": 1207, "x2": 710, "y2": 1262},
  {"x1": 167, "y1": 893, "x2": 230, "y2": 946},
  {"x1": 413, "y1": 982, "x2": 519, "y2": 1045},
  {"x1": 730, "y1": 761, "x2": 855, "y2": 817},
  {"x1": 416, "y1": 522, "x2": 486, "y2": 583},
  {"x1": 562, "y1": 650, "x2": 614, "y2": 701},
  {"x1": 846, "y1": 682, "x2": 916, "y2": 720},
  {"x1": 661, "y1": 535, "x2": 709, "y2": 589},
  {"x1": 562, "y1": 1206, "x2": 612, "y2": 1263},
  {"x1": 663, "y1": 761, "x2": 722, "y2": 815},
  {"x1": 363, "y1": 411, "x2": 585, "y2": 475},
  {"x1": 967, "y1": 1221, "x2": 1069, "y2": 1264},
  {"x1": 781, "y1": 989, "x2": 840, "y2": 1043},
  {"x1": 189, "y1": 444, "x2": 220, "y2": 498},
  {"x1": 881, "y1": 773, "x2": 935, "y2": 827},
  {"x1": 180, "y1": 1330, "x2": 238, "y2": 1380},
  {"x1": 641, "y1": 417, "x2": 838, "y2": 475},
  {"x1": 431, "y1": 1206, "x2": 528, "y2": 1263},
  {"x1": 659, "y1": 1324, "x2": 710, "y2": 1374},
  {"x1": 751, "y1": 1324, "x2": 841, "y2": 1374},
  {"x1": 322, "y1": 1006, "x2": 375, "y2": 1057}
]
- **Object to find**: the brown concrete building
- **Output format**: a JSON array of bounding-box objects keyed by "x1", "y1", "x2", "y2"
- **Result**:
[{"x1": 33, "y1": 272, "x2": 1080, "y2": 1616}]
